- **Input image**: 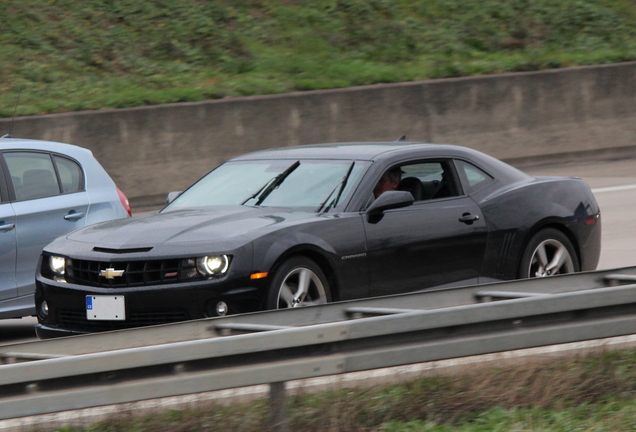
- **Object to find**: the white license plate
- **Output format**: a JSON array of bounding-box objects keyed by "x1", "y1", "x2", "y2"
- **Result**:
[{"x1": 86, "y1": 295, "x2": 126, "y2": 321}]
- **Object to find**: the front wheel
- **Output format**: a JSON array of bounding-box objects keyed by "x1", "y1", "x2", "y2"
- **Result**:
[
  {"x1": 266, "y1": 257, "x2": 331, "y2": 309},
  {"x1": 518, "y1": 228, "x2": 579, "y2": 279}
]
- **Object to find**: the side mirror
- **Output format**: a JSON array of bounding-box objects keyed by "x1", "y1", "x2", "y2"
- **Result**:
[
  {"x1": 166, "y1": 191, "x2": 183, "y2": 205},
  {"x1": 365, "y1": 191, "x2": 414, "y2": 215}
]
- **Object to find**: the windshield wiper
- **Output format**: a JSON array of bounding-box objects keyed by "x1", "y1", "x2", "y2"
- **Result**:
[
  {"x1": 317, "y1": 161, "x2": 355, "y2": 214},
  {"x1": 241, "y1": 177, "x2": 275, "y2": 205},
  {"x1": 243, "y1": 161, "x2": 301, "y2": 206}
]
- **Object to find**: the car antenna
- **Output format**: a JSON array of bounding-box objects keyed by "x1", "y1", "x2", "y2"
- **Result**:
[
  {"x1": 395, "y1": 135, "x2": 406, "y2": 142},
  {"x1": 2, "y1": 88, "x2": 23, "y2": 138}
]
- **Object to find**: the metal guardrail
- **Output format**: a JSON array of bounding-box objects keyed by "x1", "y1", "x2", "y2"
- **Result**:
[{"x1": 1, "y1": 266, "x2": 636, "y2": 428}]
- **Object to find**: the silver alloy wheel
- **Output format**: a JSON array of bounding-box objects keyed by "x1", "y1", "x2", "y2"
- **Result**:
[
  {"x1": 527, "y1": 239, "x2": 575, "y2": 277},
  {"x1": 276, "y1": 266, "x2": 328, "y2": 308}
]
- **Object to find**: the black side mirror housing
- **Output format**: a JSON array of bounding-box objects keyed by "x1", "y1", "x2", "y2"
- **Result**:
[{"x1": 365, "y1": 191, "x2": 414, "y2": 215}]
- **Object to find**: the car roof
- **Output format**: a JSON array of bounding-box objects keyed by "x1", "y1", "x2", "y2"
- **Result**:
[
  {"x1": 0, "y1": 137, "x2": 93, "y2": 157},
  {"x1": 232, "y1": 142, "x2": 475, "y2": 162},
  {"x1": 230, "y1": 141, "x2": 531, "y2": 185}
]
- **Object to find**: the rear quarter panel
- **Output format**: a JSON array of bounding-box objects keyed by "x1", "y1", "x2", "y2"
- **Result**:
[
  {"x1": 77, "y1": 151, "x2": 130, "y2": 224},
  {"x1": 474, "y1": 176, "x2": 601, "y2": 281}
]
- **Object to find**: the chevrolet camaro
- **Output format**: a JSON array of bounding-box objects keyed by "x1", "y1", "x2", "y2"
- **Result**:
[{"x1": 34, "y1": 142, "x2": 601, "y2": 338}]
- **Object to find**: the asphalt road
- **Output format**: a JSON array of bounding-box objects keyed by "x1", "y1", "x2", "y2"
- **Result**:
[{"x1": 2, "y1": 155, "x2": 634, "y2": 345}]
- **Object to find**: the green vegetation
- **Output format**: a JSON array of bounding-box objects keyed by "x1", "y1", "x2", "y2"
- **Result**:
[
  {"x1": 47, "y1": 349, "x2": 636, "y2": 431},
  {"x1": 2, "y1": 0, "x2": 636, "y2": 117}
]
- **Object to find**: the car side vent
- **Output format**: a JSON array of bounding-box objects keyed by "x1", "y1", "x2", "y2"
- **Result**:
[
  {"x1": 495, "y1": 231, "x2": 517, "y2": 278},
  {"x1": 93, "y1": 247, "x2": 153, "y2": 254}
]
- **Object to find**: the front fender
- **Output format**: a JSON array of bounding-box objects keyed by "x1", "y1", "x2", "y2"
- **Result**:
[
  {"x1": 255, "y1": 231, "x2": 339, "y2": 272},
  {"x1": 249, "y1": 214, "x2": 369, "y2": 301}
]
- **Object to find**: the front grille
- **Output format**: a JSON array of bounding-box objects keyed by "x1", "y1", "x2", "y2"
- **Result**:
[
  {"x1": 66, "y1": 258, "x2": 203, "y2": 288},
  {"x1": 58, "y1": 309, "x2": 189, "y2": 332}
]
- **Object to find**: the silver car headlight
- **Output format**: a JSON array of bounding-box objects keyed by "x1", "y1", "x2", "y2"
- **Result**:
[
  {"x1": 49, "y1": 255, "x2": 66, "y2": 276},
  {"x1": 196, "y1": 255, "x2": 230, "y2": 276}
]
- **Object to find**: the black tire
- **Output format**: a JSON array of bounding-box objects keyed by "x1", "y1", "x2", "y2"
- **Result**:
[
  {"x1": 518, "y1": 228, "x2": 580, "y2": 279},
  {"x1": 266, "y1": 257, "x2": 331, "y2": 309}
]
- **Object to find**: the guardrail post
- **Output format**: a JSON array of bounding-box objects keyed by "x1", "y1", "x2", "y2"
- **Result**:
[{"x1": 269, "y1": 381, "x2": 288, "y2": 432}]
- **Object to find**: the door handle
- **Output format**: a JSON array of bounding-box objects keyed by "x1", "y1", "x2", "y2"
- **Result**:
[
  {"x1": 0, "y1": 222, "x2": 15, "y2": 231},
  {"x1": 459, "y1": 213, "x2": 479, "y2": 224},
  {"x1": 64, "y1": 211, "x2": 85, "y2": 221}
]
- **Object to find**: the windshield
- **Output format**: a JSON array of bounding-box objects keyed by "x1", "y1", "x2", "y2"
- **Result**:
[{"x1": 167, "y1": 159, "x2": 370, "y2": 210}]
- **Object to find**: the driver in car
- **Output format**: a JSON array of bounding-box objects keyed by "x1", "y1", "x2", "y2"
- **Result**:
[{"x1": 373, "y1": 168, "x2": 401, "y2": 198}]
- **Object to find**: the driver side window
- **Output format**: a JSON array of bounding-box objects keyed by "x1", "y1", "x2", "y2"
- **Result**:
[{"x1": 393, "y1": 160, "x2": 459, "y2": 201}]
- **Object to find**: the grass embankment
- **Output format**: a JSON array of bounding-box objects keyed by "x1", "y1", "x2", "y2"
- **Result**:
[
  {"x1": 50, "y1": 349, "x2": 636, "y2": 432},
  {"x1": 2, "y1": 0, "x2": 636, "y2": 117}
]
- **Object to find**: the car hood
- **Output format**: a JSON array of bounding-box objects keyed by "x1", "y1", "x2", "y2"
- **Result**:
[{"x1": 64, "y1": 207, "x2": 309, "y2": 249}]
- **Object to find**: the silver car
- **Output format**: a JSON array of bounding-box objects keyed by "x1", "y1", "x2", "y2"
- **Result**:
[{"x1": 0, "y1": 136, "x2": 131, "y2": 319}]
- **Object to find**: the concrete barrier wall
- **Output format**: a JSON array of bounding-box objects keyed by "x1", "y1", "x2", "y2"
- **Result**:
[{"x1": 2, "y1": 62, "x2": 636, "y2": 206}]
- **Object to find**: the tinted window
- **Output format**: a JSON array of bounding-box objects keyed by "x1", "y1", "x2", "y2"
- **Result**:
[
  {"x1": 53, "y1": 155, "x2": 84, "y2": 193},
  {"x1": 455, "y1": 160, "x2": 494, "y2": 195},
  {"x1": 390, "y1": 161, "x2": 458, "y2": 201},
  {"x1": 4, "y1": 152, "x2": 61, "y2": 201}
]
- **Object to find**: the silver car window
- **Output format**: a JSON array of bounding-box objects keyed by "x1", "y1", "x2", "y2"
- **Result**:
[
  {"x1": 4, "y1": 152, "x2": 61, "y2": 201},
  {"x1": 53, "y1": 155, "x2": 84, "y2": 193}
]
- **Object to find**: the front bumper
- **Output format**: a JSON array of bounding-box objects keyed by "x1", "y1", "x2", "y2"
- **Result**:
[{"x1": 35, "y1": 275, "x2": 267, "y2": 338}]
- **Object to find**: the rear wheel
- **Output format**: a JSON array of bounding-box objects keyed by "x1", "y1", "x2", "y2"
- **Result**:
[
  {"x1": 518, "y1": 228, "x2": 579, "y2": 279},
  {"x1": 266, "y1": 257, "x2": 331, "y2": 309}
]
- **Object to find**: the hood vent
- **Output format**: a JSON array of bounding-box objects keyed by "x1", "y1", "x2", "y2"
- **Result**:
[{"x1": 93, "y1": 246, "x2": 153, "y2": 254}]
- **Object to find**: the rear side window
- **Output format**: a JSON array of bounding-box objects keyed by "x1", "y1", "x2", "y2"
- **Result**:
[
  {"x1": 455, "y1": 160, "x2": 494, "y2": 195},
  {"x1": 53, "y1": 155, "x2": 84, "y2": 193}
]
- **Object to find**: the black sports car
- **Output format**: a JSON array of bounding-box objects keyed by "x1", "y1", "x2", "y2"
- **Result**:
[{"x1": 35, "y1": 142, "x2": 601, "y2": 338}]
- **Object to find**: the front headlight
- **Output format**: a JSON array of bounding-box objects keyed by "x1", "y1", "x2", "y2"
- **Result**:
[
  {"x1": 49, "y1": 255, "x2": 66, "y2": 275},
  {"x1": 196, "y1": 255, "x2": 230, "y2": 276}
]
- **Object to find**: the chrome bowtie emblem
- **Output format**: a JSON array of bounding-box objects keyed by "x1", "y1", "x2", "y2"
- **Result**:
[{"x1": 99, "y1": 268, "x2": 125, "y2": 279}]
